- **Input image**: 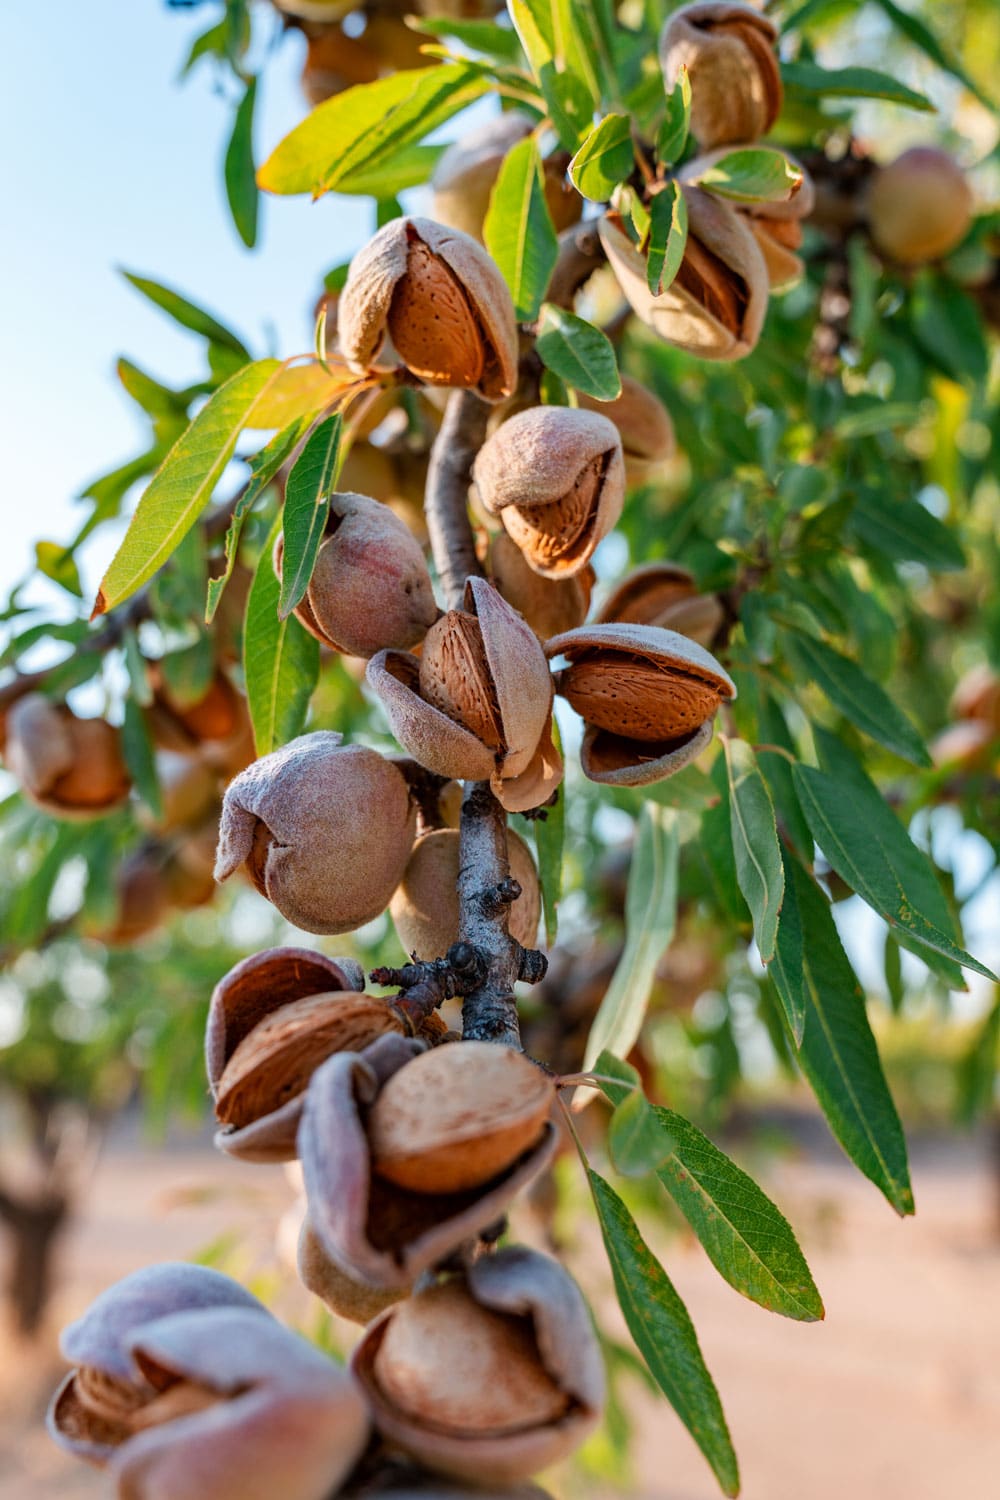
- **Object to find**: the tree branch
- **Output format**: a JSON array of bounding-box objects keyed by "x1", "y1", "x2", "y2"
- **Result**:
[{"x1": 423, "y1": 392, "x2": 548, "y2": 1050}]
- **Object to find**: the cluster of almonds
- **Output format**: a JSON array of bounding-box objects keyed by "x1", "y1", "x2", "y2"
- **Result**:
[{"x1": 1, "y1": 637, "x2": 256, "y2": 944}]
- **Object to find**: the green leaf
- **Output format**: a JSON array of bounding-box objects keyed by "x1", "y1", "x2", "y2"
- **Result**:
[
  {"x1": 598, "y1": 1068, "x2": 824, "y2": 1322},
  {"x1": 121, "y1": 696, "x2": 162, "y2": 820},
  {"x1": 696, "y1": 147, "x2": 803, "y2": 205},
  {"x1": 507, "y1": 0, "x2": 555, "y2": 80},
  {"x1": 773, "y1": 850, "x2": 914, "y2": 1216},
  {"x1": 884, "y1": 931, "x2": 905, "y2": 1015},
  {"x1": 792, "y1": 741, "x2": 994, "y2": 983},
  {"x1": 657, "y1": 65, "x2": 691, "y2": 166},
  {"x1": 258, "y1": 66, "x2": 488, "y2": 198},
  {"x1": 589, "y1": 1170, "x2": 740, "y2": 1497},
  {"x1": 277, "y1": 415, "x2": 343, "y2": 620},
  {"x1": 93, "y1": 360, "x2": 282, "y2": 618},
  {"x1": 783, "y1": 631, "x2": 930, "y2": 767},
  {"x1": 833, "y1": 402, "x2": 923, "y2": 438},
  {"x1": 334, "y1": 144, "x2": 444, "y2": 201},
  {"x1": 532, "y1": 720, "x2": 564, "y2": 944},
  {"x1": 121, "y1": 271, "x2": 250, "y2": 357},
  {"x1": 608, "y1": 1085, "x2": 676, "y2": 1178},
  {"x1": 646, "y1": 181, "x2": 688, "y2": 297},
  {"x1": 755, "y1": 695, "x2": 812, "y2": 859},
  {"x1": 409, "y1": 16, "x2": 524, "y2": 65},
  {"x1": 538, "y1": 62, "x2": 594, "y2": 153},
  {"x1": 483, "y1": 137, "x2": 558, "y2": 323},
  {"x1": 6, "y1": 823, "x2": 86, "y2": 947},
  {"x1": 206, "y1": 416, "x2": 310, "y2": 623},
  {"x1": 583, "y1": 804, "x2": 679, "y2": 1071},
  {"x1": 723, "y1": 738, "x2": 784, "y2": 963},
  {"x1": 535, "y1": 304, "x2": 621, "y2": 400},
  {"x1": 849, "y1": 492, "x2": 965, "y2": 572},
  {"x1": 569, "y1": 113, "x2": 634, "y2": 202},
  {"x1": 35, "y1": 542, "x2": 82, "y2": 598},
  {"x1": 244, "y1": 516, "x2": 320, "y2": 756},
  {"x1": 780, "y1": 61, "x2": 934, "y2": 112},
  {"x1": 871, "y1": 0, "x2": 994, "y2": 111},
  {"x1": 224, "y1": 77, "x2": 259, "y2": 249}
]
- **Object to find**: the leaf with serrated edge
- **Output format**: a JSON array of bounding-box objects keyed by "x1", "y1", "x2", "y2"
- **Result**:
[
  {"x1": 724, "y1": 737, "x2": 784, "y2": 962},
  {"x1": 245, "y1": 516, "x2": 320, "y2": 756},
  {"x1": 278, "y1": 414, "x2": 343, "y2": 620},
  {"x1": 536, "y1": 304, "x2": 621, "y2": 400},
  {"x1": 583, "y1": 804, "x2": 679, "y2": 1071},
  {"x1": 647, "y1": 181, "x2": 688, "y2": 297},
  {"x1": 589, "y1": 1170, "x2": 740, "y2": 1496},
  {"x1": 596, "y1": 1055, "x2": 823, "y2": 1321},
  {"x1": 93, "y1": 359, "x2": 283, "y2": 618},
  {"x1": 484, "y1": 137, "x2": 558, "y2": 322},
  {"x1": 775, "y1": 850, "x2": 914, "y2": 1215}
]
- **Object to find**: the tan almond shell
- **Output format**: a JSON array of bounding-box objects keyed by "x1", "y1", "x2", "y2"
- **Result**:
[
  {"x1": 298, "y1": 1036, "x2": 558, "y2": 1291},
  {"x1": 273, "y1": 492, "x2": 438, "y2": 657},
  {"x1": 366, "y1": 580, "x2": 560, "y2": 813},
  {"x1": 206, "y1": 947, "x2": 365, "y2": 1162},
  {"x1": 214, "y1": 733, "x2": 416, "y2": 935},
  {"x1": 352, "y1": 1247, "x2": 604, "y2": 1486},
  {"x1": 367, "y1": 1042, "x2": 555, "y2": 1194},
  {"x1": 298, "y1": 1218, "x2": 405, "y2": 1325},
  {"x1": 596, "y1": 562, "x2": 724, "y2": 647},
  {"x1": 546, "y1": 622, "x2": 735, "y2": 786},
  {"x1": 391, "y1": 827, "x2": 540, "y2": 961},
  {"x1": 599, "y1": 191, "x2": 770, "y2": 360},
  {"x1": 111, "y1": 1308, "x2": 370, "y2": 1500},
  {"x1": 868, "y1": 147, "x2": 974, "y2": 266},
  {"x1": 487, "y1": 532, "x2": 593, "y2": 640},
  {"x1": 748, "y1": 220, "x2": 805, "y2": 289},
  {"x1": 659, "y1": 2, "x2": 782, "y2": 150},
  {"x1": 472, "y1": 408, "x2": 625, "y2": 579},
  {"x1": 338, "y1": 216, "x2": 518, "y2": 402},
  {"x1": 576, "y1": 376, "x2": 676, "y2": 464},
  {"x1": 5, "y1": 694, "x2": 132, "y2": 820}
]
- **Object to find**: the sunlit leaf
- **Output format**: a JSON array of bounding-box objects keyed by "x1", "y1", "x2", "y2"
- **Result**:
[
  {"x1": 278, "y1": 414, "x2": 343, "y2": 620},
  {"x1": 484, "y1": 137, "x2": 558, "y2": 322},
  {"x1": 244, "y1": 517, "x2": 320, "y2": 756},
  {"x1": 696, "y1": 147, "x2": 803, "y2": 205},
  {"x1": 536, "y1": 304, "x2": 621, "y2": 399},
  {"x1": 569, "y1": 114, "x2": 634, "y2": 202},
  {"x1": 646, "y1": 181, "x2": 689, "y2": 299}
]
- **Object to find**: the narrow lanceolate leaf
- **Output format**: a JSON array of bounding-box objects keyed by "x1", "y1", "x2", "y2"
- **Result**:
[
  {"x1": 657, "y1": 65, "x2": 691, "y2": 166},
  {"x1": 646, "y1": 181, "x2": 688, "y2": 297},
  {"x1": 92, "y1": 359, "x2": 283, "y2": 618},
  {"x1": 246, "y1": 360, "x2": 358, "y2": 432},
  {"x1": 258, "y1": 66, "x2": 488, "y2": 198},
  {"x1": 583, "y1": 804, "x2": 679, "y2": 1071},
  {"x1": 569, "y1": 114, "x2": 634, "y2": 202},
  {"x1": 484, "y1": 137, "x2": 558, "y2": 323},
  {"x1": 598, "y1": 1068, "x2": 824, "y2": 1323},
  {"x1": 536, "y1": 304, "x2": 621, "y2": 400},
  {"x1": 755, "y1": 695, "x2": 813, "y2": 859},
  {"x1": 225, "y1": 78, "x2": 259, "y2": 249},
  {"x1": 121, "y1": 271, "x2": 250, "y2": 356},
  {"x1": 35, "y1": 542, "x2": 82, "y2": 598},
  {"x1": 773, "y1": 850, "x2": 914, "y2": 1216},
  {"x1": 532, "y1": 717, "x2": 564, "y2": 944},
  {"x1": 589, "y1": 1171, "x2": 740, "y2": 1497},
  {"x1": 723, "y1": 738, "x2": 784, "y2": 963},
  {"x1": 871, "y1": 0, "x2": 993, "y2": 111},
  {"x1": 278, "y1": 414, "x2": 343, "y2": 620},
  {"x1": 121, "y1": 696, "x2": 162, "y2": 821},
  {"x1": 608, "y1": 1085, "x2": 676, "y2": 1178},
  {"x1": 792, "y1": 736, "x2": 994, "y2": 982},
  {"x1": 244, "y1": 517, "x2": 320, "y2": 756},
  {"x1": 206, "y1": 416, "x2": 310, "y2": 623},
  {"x1": 780, "y1": 60, "x2": 934, "y2": 111},
  {"x1": 696, "y1": 147, "x2": 803, "y2": 205},
  {"x1": 849, "y1": 492, "x2": 965, "y2": 572},
  {"x1": 783, "y1": 631, "x2": 931, "y2": 767}
]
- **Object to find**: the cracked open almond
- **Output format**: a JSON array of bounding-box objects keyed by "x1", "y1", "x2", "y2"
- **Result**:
[
  {"x1": 546, "y1": 622, "x2": 736, "y2": 785},
  {"x1": 599, "y1": 189, "x2": 769, "y2": 361},
  {"x1": 473, "y1": 407, "x2": 625, "y2": 580},
  {"x1": 487, "y1": 532, "x2": 593, "y2": 641},
  {"x1": 353, "y1": 1248, "x2": 604, "y2": 1486},
  {"x1": 338, "y1": 217, "x2": 518, "y2": 402},
  {"x1": 366, "y1": 578, "x2": 562, "y2": 814},
  {"x1": 577, "y1": 375, "x2": 676, "y2": 482},
  {"x1": 597, "y1": 562, "x2": 724, "y2": 648},
  {"x1": 368, "y1": 1041, "x2": 554, "y2": 1195},
  {"x1": 659, "y1": 3, "x2": 782, "y2": 149}
]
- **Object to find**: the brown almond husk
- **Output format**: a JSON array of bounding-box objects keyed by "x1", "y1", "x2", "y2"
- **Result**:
[
  {"x1": 487, "y1": 532, "x2": 593, "y2": 640},
  {"x1": 659, "y1": 2, "x2": 782, "y2": 150}
]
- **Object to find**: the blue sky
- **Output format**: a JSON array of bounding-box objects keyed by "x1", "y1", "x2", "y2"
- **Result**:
[{"x1": 1, "y1": 1, "x2": 378, "y2": 604}]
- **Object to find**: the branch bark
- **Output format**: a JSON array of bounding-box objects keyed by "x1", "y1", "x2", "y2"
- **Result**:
[{"x1": 423, "y1": 391, "x2": 548, "y2": 1049}]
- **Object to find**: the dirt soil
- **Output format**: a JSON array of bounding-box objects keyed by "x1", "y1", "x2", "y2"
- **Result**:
[{"x1": 2, "y1": 1109, "x2": 999, "y2": 1500}]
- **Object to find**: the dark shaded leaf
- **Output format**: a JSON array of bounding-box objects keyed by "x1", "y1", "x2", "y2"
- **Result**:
[
  {"x1": 724, "y1": 737, "x2": 784, "y2": 962},
  {"x1": 278, "y1": 414, "x2": 343, "y2": 620},
  {"x1": 225, "y1": 77, "x2": 259, "y2": 249},
  {"x1": 244, "y1": 517, "x2": 320, "y2": 755},
  {"x1": 783, "y1": 631, "x2": 930, "y2": 766}
]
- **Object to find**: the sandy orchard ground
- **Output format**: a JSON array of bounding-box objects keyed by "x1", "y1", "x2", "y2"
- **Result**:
[{"x1": 2, "y1": 1105, "x2": 999, "y2": 1500}]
